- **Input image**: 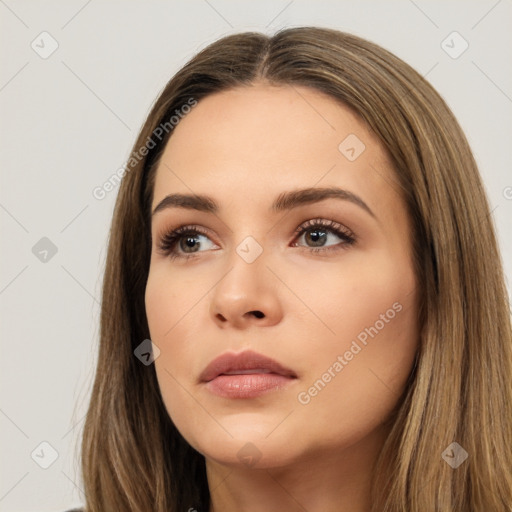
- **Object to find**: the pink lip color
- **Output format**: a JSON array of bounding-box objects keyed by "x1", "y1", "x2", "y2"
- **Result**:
[
  {"x1": 206, "y1": 373, "x2": 293, "y2": 398},
  {"x1": 199, "y1": 349, "x2": 297, "y2": 399}
]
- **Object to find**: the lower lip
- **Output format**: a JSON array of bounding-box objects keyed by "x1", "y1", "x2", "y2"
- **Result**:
[{"x1": 205, "y1": 373, "x2": 295, "y2": 398}]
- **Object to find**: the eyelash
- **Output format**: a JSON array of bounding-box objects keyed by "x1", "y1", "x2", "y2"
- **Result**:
[{"x1": 156, "y1": 219, "x2": 356, "y2": 261}]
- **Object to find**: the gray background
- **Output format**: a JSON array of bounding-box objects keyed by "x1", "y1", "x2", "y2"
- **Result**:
[{"x1": 1, "y1": 1, "x2": 511, "y2": 510}]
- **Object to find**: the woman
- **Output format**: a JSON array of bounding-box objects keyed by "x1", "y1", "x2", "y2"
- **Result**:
[{"x1": 76, "y1": 27, "x2": 512, "y2": 511}]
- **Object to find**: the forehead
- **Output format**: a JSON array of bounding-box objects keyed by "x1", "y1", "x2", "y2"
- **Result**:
[{"x1": 152, "y1": 83, "x2": 398, "y2": 215}]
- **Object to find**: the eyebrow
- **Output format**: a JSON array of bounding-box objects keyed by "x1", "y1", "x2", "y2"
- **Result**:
[{"x1": 151, "y1": 186, "x2": 375, "y2": 219}]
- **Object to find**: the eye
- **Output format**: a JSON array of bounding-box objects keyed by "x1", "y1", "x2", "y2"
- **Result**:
[
  {"x1": 291, "y1": 218, "x2": 356, "y2": 254},
  {"x1": 156, "y1": 225, "x2": 217, "y2": 261},
  {"x1": 156, "y1": 218, "x2": 356, "y2": 261}
]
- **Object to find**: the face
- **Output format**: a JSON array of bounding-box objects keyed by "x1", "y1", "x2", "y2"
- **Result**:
[{"x1": 145, "y1": 83, "x2": 418, "y2": 469}]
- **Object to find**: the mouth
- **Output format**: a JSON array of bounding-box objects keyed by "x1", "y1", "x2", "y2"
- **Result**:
[{"x1": 199, "y1": 349, "x2": 298, "y2": 399}]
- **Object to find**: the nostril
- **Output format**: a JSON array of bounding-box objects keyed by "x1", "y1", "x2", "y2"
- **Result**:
[{"x1": 251, "y1": 311, "x2": 264, "y2": 318}]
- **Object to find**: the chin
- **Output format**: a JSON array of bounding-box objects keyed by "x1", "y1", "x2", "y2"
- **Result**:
[{"x1": 181, "y1": 426, "x2": 303, "y2": 470}]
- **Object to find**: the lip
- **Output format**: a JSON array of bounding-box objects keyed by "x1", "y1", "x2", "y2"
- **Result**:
[{"x1": 199, "y1": 349, "x2": 297, "y2": 398}]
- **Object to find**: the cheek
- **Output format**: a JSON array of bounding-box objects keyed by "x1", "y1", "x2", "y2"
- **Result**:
[
  {"x1": 322, "y1": 251, "x2": 418, "y2": 382},
  {"x1": 292, "y1": 253, "x2": 418, "y2": 444},
  {"x1": 145, "y1": 264, "x2": 209, "y2": 340},
  {"x1": 145, "y1": 266, "x2": 199, "y2": 374},
  {"x1": 145, "y1": 266, "x2": 213, "y2": 444}
]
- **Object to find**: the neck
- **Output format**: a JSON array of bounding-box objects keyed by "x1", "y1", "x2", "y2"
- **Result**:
[{"x1": 206, "y1": 423, "x2": 389, "y2": 512}]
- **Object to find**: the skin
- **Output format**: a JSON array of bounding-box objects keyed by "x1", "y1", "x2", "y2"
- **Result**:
[{"x1": 145, "y1": 82, "x2": 419, "y2": 512}]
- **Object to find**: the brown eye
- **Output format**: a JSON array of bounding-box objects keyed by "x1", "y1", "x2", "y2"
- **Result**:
[
  {"x1": 157, "y1": 226, "x2": 217, "y2": 260},
  {"x1": 292, "y1": 219, "x2": 356, "y2": 253}
]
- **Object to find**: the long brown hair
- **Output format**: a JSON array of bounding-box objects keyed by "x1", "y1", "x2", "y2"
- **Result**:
[{"x1": 81, "y1": 27, "x2": 512, "y2": 511}]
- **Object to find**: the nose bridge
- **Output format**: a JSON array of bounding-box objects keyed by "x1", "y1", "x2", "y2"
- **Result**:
[
  {"x1": 217, "y1": 233, "x2": 269, "y2": 299},
  {"x1": 221, "y1": 206, "x2": 270, "y2": 272}
]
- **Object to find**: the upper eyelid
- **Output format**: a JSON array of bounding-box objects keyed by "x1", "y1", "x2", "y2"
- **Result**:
[
  {"x1": 157, "y1": 219, "x2": 354, "y2": 245},
  {"x1": 294, "y1": 218, "x2": 355, "y2": 236}
]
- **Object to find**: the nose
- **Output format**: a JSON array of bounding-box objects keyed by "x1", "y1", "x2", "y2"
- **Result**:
[{"x1": 209, "y1": 248, "x2": 283, "y2": 329}]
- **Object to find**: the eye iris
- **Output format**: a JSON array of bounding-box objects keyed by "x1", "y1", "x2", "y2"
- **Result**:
[
  {"x1": 181, "y1": 234, "x2": 200, "y2": 252},
  {"x1": 306, "y1": 228, "x2": 327, "y2": 247}
]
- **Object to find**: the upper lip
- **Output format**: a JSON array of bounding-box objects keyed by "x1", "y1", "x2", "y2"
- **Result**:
[{"x1": 199, "y1": 349, "x2": 297, "y2": 382}]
